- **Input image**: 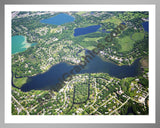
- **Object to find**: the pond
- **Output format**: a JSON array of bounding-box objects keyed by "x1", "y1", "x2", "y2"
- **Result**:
[
  {"x1": 74, "y1": 25, "x2": 101, "y2": 36},
  {"x1": 12, "y1": 35, "x2": 37, "y2": 54},
  {"x1": 40, "y1": 13, "x2": 75, "y2": 25}
]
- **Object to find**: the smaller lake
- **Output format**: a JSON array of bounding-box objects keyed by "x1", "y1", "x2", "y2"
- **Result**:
[
  {"x1": 12, "y1": 35, "x2": 37, "y2": 54},
  {"x1": 74, "y1": 25, "x2": 101, "y2": 37},
  {"x1": 142, "y1": 21, "x2": 148, "y2": 32},
  {"x1": 40, "y1": 13, "x2": 75, "y2": 25}
]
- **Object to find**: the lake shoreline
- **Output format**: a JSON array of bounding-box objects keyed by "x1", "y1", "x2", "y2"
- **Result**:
[{"x1": 13, "y1": 53, "x2": 141, "y2": 79}]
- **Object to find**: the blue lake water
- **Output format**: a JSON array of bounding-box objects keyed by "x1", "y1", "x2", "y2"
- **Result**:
[
  {"x1": 142, "y1": 21, "x2": 149, "y2": 32},
  {"x1": 20, "y1": 50, "x2": 141, "y2": 92},
  {"x1": 74, "y1": 25, "x2": 101, "y2": 36},
  {"x1": 12, "y1": 35, "x2": 37, "y2": 54},
  {"x1": 40, "y1": 13, "x2": 75, "y2": 25}
]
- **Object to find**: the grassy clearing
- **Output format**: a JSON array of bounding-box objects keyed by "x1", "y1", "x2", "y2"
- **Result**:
[
  {"x1": 131, "y1": 32, "x2": 145, "y2": 41},
  {"x1": 78, "y1": 40, "x2": 97, "y2": 49},
  {"x1": 86, "y1": 46, "x2": 96, "y2": 50},
  {"x1": 101, "y1": 16, "x2": 122, "y2": 25},
  {"x1": 13, "y1": 77, "x2": 28, "y2": 88},
  {"x1": 118, "y1": 36, "x2": 135, "y2": 52},
  {"x1": 83, "y1": 37, "x2": 102, "y2": 42},
  {"x1": 76, "y1": 11, "x2": 87, "y2": 15}
]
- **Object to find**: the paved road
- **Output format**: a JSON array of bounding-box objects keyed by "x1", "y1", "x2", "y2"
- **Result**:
[{"x1": 12, "y1": 95, "x2": 30, "y2": 115}]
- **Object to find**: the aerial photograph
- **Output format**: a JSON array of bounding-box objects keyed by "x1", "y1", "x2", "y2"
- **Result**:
[{"x1": 11, "y1": 11, "x2": 149, "y2": 115}]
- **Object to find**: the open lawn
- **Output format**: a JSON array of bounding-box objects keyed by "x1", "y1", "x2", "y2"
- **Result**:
[
  {"x1": 76, "y1": 11, "x2": 87, "y2": 15},
  {"x1": 13, "y1": 77, "x2": 28, "y2": 88},
  {"x1": 86, "y1": 46, "x2": 96, "y2": 50},
  {"x1": 131, "y1": 32, "x2": 145, "y2": 41},
  {"x1": 101, "y1": 16, "x2": 122, "y2": 25},
  {"x1": 83, "y1": 37, "x2": 102, "y2": 42},
  {"x1": 78, "y1": 40, "x2": 97, "y2": 50},
  {"x1": 118, "y1": 36, "x2": 135, "y2": 52}
]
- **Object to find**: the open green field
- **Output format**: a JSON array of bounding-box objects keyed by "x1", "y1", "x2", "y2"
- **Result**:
[
  {"x1": 131, "y1": 32, "x2": 145, "y2": 41},
  {"x1": 118, "y1": 36, "x2": 135, "y2": 52},
  {"x1": 82, "y1": 37, "x2": 102, "y2": 50},
  {"x1": 76, "y1": 11, "x2": 87, "y2": 15},
  {"x1": 78, "y1": 40, "x2": 97, "y2": 50},
  {"x1": 13, "y1": 77, "x2": 28, "y2": 88},
  {"x1": 86, "y1": 46, "x2": 96, "y2": 50},
  {"x1": 101, "y1": 16, "x2": 122, "y2": 25},
  {"x1": 83, "y1": 37, "x2": 102, "y2": 42}
]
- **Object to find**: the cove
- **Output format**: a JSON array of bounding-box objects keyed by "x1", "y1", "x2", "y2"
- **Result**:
[
  {"x1": 40, "y1": 13, "x2": 75, "y2": 25},
  {"x1": 74, "y1": 25, "x2": 101, "y2": 36},
  {"x1": 12, "y1": 35, "x2": 37, "y2": 54},
  {"x1": 20, "y1": 52, "x2": 141, "y2": 92}
]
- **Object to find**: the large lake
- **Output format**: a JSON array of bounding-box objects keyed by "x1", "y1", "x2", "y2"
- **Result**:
[
  {"x1": 20, "y1": 51, "x2": 141, "y2": 92},
  {"x1": 40, "y1": 13, "x2": 75, "y2": 25},
  {"x1": 74, "y1": 25, "x2": 101, "y2": 36},
  {"x1": 12, "y1": 35, "x2": 37, "y2": 54}
]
